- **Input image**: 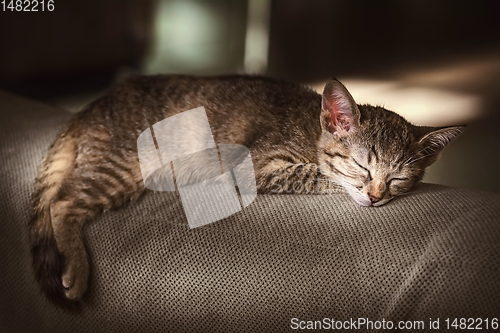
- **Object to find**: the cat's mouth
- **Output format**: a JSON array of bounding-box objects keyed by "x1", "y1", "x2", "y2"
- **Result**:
[
  {"x1": 352, "y1": 196, "x2": 373, "y2": 207},
  {"x1": 371, "y1": 197, "x2": 393, "y2": 207},
  {"x1": 353, "y1": 196, "x2": 392, "y2": 207}
]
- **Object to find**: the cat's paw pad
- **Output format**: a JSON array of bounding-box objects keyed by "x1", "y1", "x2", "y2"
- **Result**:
[{"x1": 61, "y1": 257, "x2": 89, "y2": 300}]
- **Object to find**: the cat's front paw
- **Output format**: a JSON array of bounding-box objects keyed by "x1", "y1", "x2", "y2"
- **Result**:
[{"x1": 61, "y1": 254, "x2": 89, "y2": 300}]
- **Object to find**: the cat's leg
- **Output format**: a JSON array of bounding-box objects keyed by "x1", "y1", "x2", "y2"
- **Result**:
[
  {"x1": 50, "y1": 197, "x2": 92, "y2": 300},
  {"x1": 53, "y1": 149, "x2": 145, "y2": 300},
  {"x1": 51, "y1": 163, "x2": 144, "y2": 299},
  {"x1": 31, "y1": 130, "x2": 145, "y2": 302},
  {"x1": 256, "y1": 158, "x2": 342, "y2": 194}
]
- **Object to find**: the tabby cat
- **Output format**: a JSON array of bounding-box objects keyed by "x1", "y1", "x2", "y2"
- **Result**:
[{"x1": 30, "y1": 75, "x2": 464, "y2": 303}]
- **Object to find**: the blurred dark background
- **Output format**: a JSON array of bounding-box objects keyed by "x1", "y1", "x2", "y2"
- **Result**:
[{"x1": 1, "y1": 0, "x2": 500, "y2": 192}]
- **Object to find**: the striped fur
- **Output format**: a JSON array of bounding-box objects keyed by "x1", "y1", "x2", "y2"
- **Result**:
[{"x1": 30, "y1": 75, "x2": 464, "y2": 303}]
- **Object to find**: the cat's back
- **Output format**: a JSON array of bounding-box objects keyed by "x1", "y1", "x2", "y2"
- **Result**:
[
  {"x1": 119, "y1": 74, "x2": 321, "y2": 119},
  {"x1": 71, "y1": 74, "x2": 322, "y2": 149}
]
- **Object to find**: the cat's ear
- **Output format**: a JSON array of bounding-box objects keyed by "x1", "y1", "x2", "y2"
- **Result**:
[
  {"x1": 417, "y1": 125, "x2": 465, "y2": 165},
  {"x1": 321, "y1": 79, "x2": 361, "y2": 136}
]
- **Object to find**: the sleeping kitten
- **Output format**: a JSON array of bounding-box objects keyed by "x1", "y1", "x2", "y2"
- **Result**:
[{"x1": 30, "y1": 75, "x2": 464, "y2": 303}]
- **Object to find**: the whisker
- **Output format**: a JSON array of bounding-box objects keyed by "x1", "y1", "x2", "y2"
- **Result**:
[{"x1": 405, "y1": 154, "x2": 432, "y2": 165}]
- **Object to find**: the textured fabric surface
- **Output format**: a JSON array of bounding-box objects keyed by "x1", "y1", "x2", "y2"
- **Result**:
[{"x1": 1, "y1": 90, "x2": 500, "y2": 332}]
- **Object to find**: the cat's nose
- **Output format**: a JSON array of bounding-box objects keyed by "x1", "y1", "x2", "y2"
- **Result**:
[
  {"x1": 368, "y1": 194, "x2": 381, "y2": 203},
  {"x1": 368, "y1": 179, "x2": 385, "y2": 204}
]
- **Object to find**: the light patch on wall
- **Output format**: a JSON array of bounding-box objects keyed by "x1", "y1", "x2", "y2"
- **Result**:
[
  {"x1": 244, "y1": 0, "x2": 271, "y2": 74},
  {"x1": 145, "y1": 0, "x2": 228, "y2": 73}
]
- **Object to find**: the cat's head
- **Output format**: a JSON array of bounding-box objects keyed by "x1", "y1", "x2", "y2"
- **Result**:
[{"x1": 318, "y1": 79, "x2": 465, "y2": 207}]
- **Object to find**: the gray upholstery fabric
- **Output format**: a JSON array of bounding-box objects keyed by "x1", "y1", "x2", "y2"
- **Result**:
[{"x1": 1, "y1": 90, "x2": 499, "y2": 332}]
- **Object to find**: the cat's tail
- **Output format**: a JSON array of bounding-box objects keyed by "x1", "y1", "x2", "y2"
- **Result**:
[{"x1": 29, "y1": 134, "x2": 76, "y2": 305}]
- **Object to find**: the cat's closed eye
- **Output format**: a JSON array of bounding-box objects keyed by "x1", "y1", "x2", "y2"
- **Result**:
[
  {"x1": 388, "y1": 177, "x2": 413, "y2": 193},
  {"x1": 388, "y1": 177, "x2": 410, "y2": 185},
  {"x1": 352, "y1": 158, "x2": 372, "y2": 181}
]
